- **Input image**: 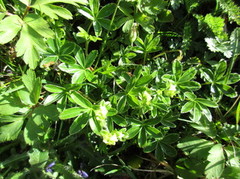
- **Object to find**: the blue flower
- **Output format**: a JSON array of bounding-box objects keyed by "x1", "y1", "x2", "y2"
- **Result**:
[
  {"x1": 77, "y1": 170, "x2": 89, "y2": 178},
  {"x1": 45, "y1": 162, "x2": 56, "y2": 173}
]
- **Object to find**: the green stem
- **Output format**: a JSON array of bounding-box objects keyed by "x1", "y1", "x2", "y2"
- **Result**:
[
  {"x1": 22, "y1": 6, "x2": 30, "y2": 18},
  {"x1": 143, "y1": 52, "x2": 148, "y2": 65},
  {"x1": 95, "y1": 0, "x2": 121, "y2": 68},
  {"x1": 85, "y1": 22, "x2": 93, "y2": 56}
]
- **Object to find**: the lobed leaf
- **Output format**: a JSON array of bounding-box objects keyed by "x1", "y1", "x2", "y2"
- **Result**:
[{"x1": 205, "y1": 144, "x2": 225, "y2": 179}]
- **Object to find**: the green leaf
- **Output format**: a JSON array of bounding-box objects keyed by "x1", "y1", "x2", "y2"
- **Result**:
[
  {"x1": 44, "y1": 84, "x2": 65, "y2": 93},
  {"x1": 205, "y1": 37, "x2": 232, "y2": 58},
  {"x1": 177, "y1": 137, "x2": 214, "y2": 155},
  {"x1": 0, "y1": 119, "x2": 24, "y2": 142},
  {"x1": 224, "y1": 146, "x2": 240, "y2": 167},
  {"x1": 15, "y1": 24, "x2": 45, "y2": 69},
  {"x1": 143, "y1": 141, "x2": 157, "y2": 153},
  {"x1": 75, "y1": 47, "x2": 85, "y2": 68},
  {"x1": 117, "y1": 95, "x2": 127, "y2": 112},
  {"x1": 162, "y1": 133, "x2": 179, "y2": 144},
  {"x1": 89, "y1": 117, "x2": 101, "y2": 135},
  {"x1": 204, "y1": 14, "x2": 228, "y2": 40},
  {"x1": 222, "y1": 166, "x2": 240, "y2": 179},
  {"x1": 127, "y1": 126, "x2": 140, "y2": 139},
  {"x1": 184, "y1": 92, "x2": 197, "y2": 101},
  {"x1": 181, "y1": 101, "x2": 194, "y2": 113},
  {"x1": 24, "y1": 105, "x2": 58, "y2": 145},
  {"x1": 191, "y1": 117, "x2": 217, "y2": 138},
  {"x1": 28, "y1": 148, "x2": 48, "y2": 168},
  {"x1": 160, "y1": 142, "x2": 177, "y2": 157},
  {"x1": 146, "y1": 35, "x2": 161, "y2": 53},
  {"x1": 0, "y1": 92, "x2": 26, "y2": 115},
  {"x1": 59, "y1": 54, "x2": 76, "y2": 64},
  {"x1": 78, "y1": 6, "x2": 94, "y2": 20},
  {"x1": 135, "y1": 75, "x2": 153, "y2": 87},
  {"x1": 214, "y1": 60, "x2": 227, "y2": 81},
  {"x1": 138, "y1": 127, "x2": 147, "y2": 148},
  {"x1": 20, "y1": 0, "x2": 31, "y2": 6},
  {"x1": 98, "y1": 3, "x2": 116, "y2": 18},
  {"x1": 31, "y1": 0, "x2": 88, "y2": 19},
  {"x1": 71, "y1": 70, "x2": 86, "y2": 84},
  {"x1": 58, "y1": 63, "x2": 82, "y2": 73},
  {"x1": 155, "y1": 143, "x2": 164, "y2": 161},
  {"x1": 43, "y1": 93, "x2": 64, "y2": 106},
  {"x1": 236, "y1": 101, "x2": 240, "y2": 125},
  {"x1": 59, "y1": 107, "x2": 84, "y2": 120},
  {"x1": 69, "y1": 114, "x2": 89, "y2": 134},
  {"x1": 22, "y1": 69, "x2": 42, "y2": 104},
  {"x1": 172, "y1": 59, "x2": 182, "y2": 80},
  {"x1": 145, "y1": 126, "x2": 163, "y2": 139},
  {"x1": 205, "y1": 144, "x2": 225, "y2": 179},
  {"x1": 178, "y1": 81, "x2": 201, "y2": 90},
  {"x1": 227, "y1": 73, "x2": 240, "y2": 84},
  {"x1": 192, "y1": 103, "x2": 202, "y2": 123},
  {"x1": 0, "y1": 0, "x2": 6, "y2": 11},
  {"x1": 85, "y1": 50, "x2": 98, "y2": 68},
  {"x1": 196, "y1": 98, "x2": 218, "y2": 108},
  {"x1": 59, "y1": 42, "x2": 76, "y2": 55},
  {"x1": 111, "y1": 115, "x2": 127, "y2": 127},
  {"x1": 24, "y1": 14, "x2": 54, "y2": 38},
  {"x1": 217, "y1": 83, "x2": 237, "y2": 98},
  {"x1": 230, "y1": 27, "x2": 240, "y2": 57},
  {"x1": 219, "y1": 0, "x2": 240, "y2": 25},
  {"x1": 70, "y1": 91, "x2": 93, "y2": 109},
  {"x1": 22, "y1": 69, "x2": 36, "y2": 92},
  {"x1": 178, "y1": 67, "x2": 197, "y2": 82},
  {"x1": 0, "y1": 15, "x2": 22, "y2": 44}
]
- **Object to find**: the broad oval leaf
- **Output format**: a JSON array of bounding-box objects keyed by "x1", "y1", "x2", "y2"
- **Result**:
[
  {"x1": 196, "y1": 98, "x2": 218, "y2": 108},
  {"x1": 59, "y1": 54, "x2": 76, "y2": 64},
  {"x1": 160, "y1": 142, "x2": 177, "y2": 157},
  {"x1": 138, "y1": 127, "x2": 147, "y2": 148},
  {"x1": 69, "y1": 114, "x2": 89, "y2": 134},
  {"x1": 44, "y1": 84, "x2": 65, "y2": 93},
  {"x1": 43, "y1": 93, "x2": 64, "y2": 106},
  {"x1": 59, "y1": 107, "x2": 84, "y2": 120},
  {"x1": 85, "y1": 50, "x2": 98, "y2": 68},
  {"x1": 145, "y1": 126, "x2": 163, "y2": 139},
  {"x1": 184, "y1": 92, "x2": 196, "y2": 101},
  {"x1": 70, "y1": 91, "x2": 93, "y2": 109},
  {"x1": 58, "y1": 63, "x2": 82, "y2": 73},
  {"x1": 172, "y1": 59, "x2": 182, "y2": 80},
  {"x1": 127, "y1": 126, "x2": 140, "y2": 139},
  {"x1": 98, "y1": 3, "x2": 116, "y2": 18},
  {"x1": 178, "y1": 67, "x2": 197, "y2": 82},
  {"x1": 181, "y1": 101, "x2": 194, "y2": 113}
]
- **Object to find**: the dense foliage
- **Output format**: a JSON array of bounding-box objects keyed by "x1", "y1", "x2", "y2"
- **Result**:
[{"x1": 0, "y1": 0, "x2": 239, "y2": 178}]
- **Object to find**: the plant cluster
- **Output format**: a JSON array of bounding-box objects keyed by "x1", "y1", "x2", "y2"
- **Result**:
[{"x1": 0, "y1": 0, "x2": 239, "y2": 178}]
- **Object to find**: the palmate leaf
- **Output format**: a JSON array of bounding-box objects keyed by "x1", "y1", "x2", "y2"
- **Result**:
[
  {"x1": 218, "y1": 0, "x2": 240, "y2": 25},
  {"x1": 31, "y1": 0, "x2": 88, "y2": 19},
  {"x1": 205, "y1": 37, "x2": 232, "y2": 58},
  {"x1": 24, "y1": 105, "x2": 59, "y2": 145},
  {"x1": 0, "y1": 119, "x2": 24, "y2": 142},
  {"x1": 0, "y1": 15, "x2": 22, "y2": 44},
  {"x1": 28, "y1": 148, "x2": 49, "y2": 168},
  {"x1": 16, "y1": 14, "x2": 54, "y2": 69},
  {"x1": 205, "y1": 144, "x2": 225, "y2": 179}
]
